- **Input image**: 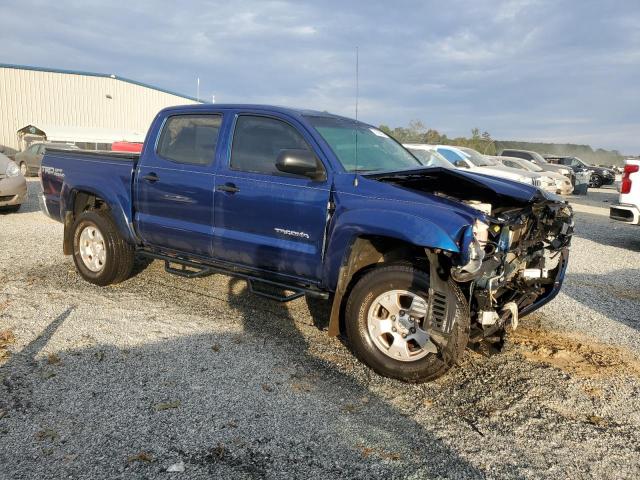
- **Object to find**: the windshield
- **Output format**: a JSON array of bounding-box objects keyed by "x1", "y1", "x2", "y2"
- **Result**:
[
  {"x1": 521, "y1": 159, "x2": 543, "y2": 172},
  {"x1": 509, "y1": 157, "x2": 543, "y2": 172},
  {"x1": 458, "y1": 147, "x2": 496, "y2": 167},
  {"x1": 408, "y1": 149, "x2": 452, "y2": 168},
  {"x1": 305, "y1": 116, "x2": 422, "y2": 172}
]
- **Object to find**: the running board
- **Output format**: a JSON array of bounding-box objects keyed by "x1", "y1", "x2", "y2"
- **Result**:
[{"x1": 141, "y1": 251, "x2": 328, "y2": 303}]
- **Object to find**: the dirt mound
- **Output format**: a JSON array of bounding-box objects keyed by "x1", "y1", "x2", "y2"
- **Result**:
[{"x1": 509, "y1": 327, "x2": 640, "y2": 378}]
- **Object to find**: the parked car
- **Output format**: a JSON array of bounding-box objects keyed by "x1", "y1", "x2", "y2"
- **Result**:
[
  {"x1": 544, "y1": 155, "x2": 615, "y2": 188},
  {"x1": 403, "y1": 144, "x2": 456, "y2": 168},
  {"x1": 40, "y1": 104, "x2": 574, "y2": 383},
  {"x1": 491, "y1": 155, "x2": 573, "y2": 195},
  {"x1": 14, "y1": 142, "x2": 78, "y2": 176},
  {"x1": 610, "y1": 159, "x2": 640, "y2": 225},
  {"x1": 0, "y1": 152, "x2": 27, "y2": 212},
  {"x1": 498, "y1": 149, "x2": 575, "y2": 184},
  {"x1": 424, "y1": 145, "x2": 550, "y2": 187}
]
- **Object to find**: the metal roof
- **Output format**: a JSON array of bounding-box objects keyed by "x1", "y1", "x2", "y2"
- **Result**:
[
  {"x1": 0, "y1": 63, "x2": 202, "y2": 103},
  {"x1": 17, "y1": 124, "x2": 146, "y2": 143}
]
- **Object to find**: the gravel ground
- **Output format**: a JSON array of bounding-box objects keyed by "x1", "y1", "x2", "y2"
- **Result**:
[{"x1": 1, "y1": 180, "x2": 639, "y2": 479}]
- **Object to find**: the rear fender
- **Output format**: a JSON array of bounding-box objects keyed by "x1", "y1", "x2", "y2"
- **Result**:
[{"x1": 61, "y1": 183, "x2": 137, "y2": 254}]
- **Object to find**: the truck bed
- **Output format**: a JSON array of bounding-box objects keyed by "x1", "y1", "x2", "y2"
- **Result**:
[{"x1": 41, "y1": 148, "x2": 139, "y2": 225}]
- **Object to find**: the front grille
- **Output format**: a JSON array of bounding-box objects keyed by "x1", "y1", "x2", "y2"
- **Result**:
[
  {"x1": 0, "y1": 195, "x2": 15, "y2": 202},
  {"x1": 532, "y1": 179, "x2": 541, "y2": 187}
]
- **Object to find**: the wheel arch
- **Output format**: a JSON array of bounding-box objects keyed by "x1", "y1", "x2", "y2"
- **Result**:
[
  {"x1": 326, "y1": 234, "x2": 451, "y2": 337},
  {"x1": 62, "y1": 187, "x2": 137, "y2": 255}
]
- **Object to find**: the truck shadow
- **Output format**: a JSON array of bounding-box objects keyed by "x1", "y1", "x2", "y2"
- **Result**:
[{"x1": 0, "y1": 281, "x2": 497, "y2": 478}]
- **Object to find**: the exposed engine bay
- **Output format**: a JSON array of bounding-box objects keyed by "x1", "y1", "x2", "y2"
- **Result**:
[{"x1": 368, "y1": 167, "x2": 574, "y2": 340}]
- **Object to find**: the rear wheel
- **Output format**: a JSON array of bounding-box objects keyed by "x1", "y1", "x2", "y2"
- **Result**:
[
  {"x1": 345, "y1": 265, "x2": 469, "y2": 383},
  {"x1": 71, "y1": 210, "x2": 135, "y2": 286},
  {"x1": 589, "y1": 174, "x2": 602, "y2": 188}
]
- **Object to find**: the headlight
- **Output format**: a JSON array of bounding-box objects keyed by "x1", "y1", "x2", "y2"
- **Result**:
[
  {"x1": 5, "y1": 161, "x2": 20, "y2": 178},
  {"x1": 559, "y1": 168, "x2": 571, "y2": 175}
]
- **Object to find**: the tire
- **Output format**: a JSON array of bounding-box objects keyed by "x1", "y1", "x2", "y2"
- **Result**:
[
  {"x1": 589, "y1": 174, "x2": 602, "y2": 188},
  {"x1": 345, "y1": 265, "x2": 469, "y2": 383},
  {"x1": 71, "y1": 210, "x2": 135, "y2": 286},
  {"x1": 19, "y1": 163, "x2": 27, "y2": 176}
]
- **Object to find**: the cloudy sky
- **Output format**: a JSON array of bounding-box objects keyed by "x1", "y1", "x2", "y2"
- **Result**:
[{"x1": 2, "y1": 0, "x2": 639, "y2": 153}]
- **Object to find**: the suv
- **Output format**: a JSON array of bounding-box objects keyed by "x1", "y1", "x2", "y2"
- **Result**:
[
  {"x1": 498, "y1": 149, "x2": 575, "y2": 184},
  {"x1": 544, "y1": 155, "x2": 615, "y2": 188}
]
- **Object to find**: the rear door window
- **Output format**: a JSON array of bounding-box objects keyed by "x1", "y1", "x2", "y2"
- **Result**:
[{"x1": 157, "y1": 114, "x2": 222, "y2": 165}]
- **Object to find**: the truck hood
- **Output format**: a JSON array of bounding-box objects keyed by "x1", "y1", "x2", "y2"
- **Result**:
[{"x1": 364, "y1": 167, "x2": 549, "y2": 207}]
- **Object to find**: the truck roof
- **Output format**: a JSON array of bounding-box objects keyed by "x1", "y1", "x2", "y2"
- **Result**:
[{"x1": 160, "y1": 103, "x2": 361, "y2": 122}]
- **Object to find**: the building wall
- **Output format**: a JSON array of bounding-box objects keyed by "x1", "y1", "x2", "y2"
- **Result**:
[{"x1": 0, "y1": 66, "x2": 199, "y2": 152}]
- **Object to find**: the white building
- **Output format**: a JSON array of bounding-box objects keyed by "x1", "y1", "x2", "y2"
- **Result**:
[{"x1": 0, "y1": 64, "x2": 201, "y2": 154}]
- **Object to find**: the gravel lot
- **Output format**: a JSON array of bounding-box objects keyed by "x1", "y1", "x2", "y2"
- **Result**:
[{"x1": 1, "y1": 179, "x2": 639, "y2": 479}]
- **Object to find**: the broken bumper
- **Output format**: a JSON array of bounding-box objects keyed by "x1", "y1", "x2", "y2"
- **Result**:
[{"x1": 519, "y1": 248, "x2": 570, "y2": 317}]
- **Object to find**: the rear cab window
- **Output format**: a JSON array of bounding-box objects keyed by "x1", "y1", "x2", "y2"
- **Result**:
[{"x1": 157, "y1": 114, "x2": 222, "y2": 165}]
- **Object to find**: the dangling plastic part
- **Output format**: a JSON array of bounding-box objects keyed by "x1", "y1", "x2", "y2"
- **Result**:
[{"x1": 502, "y1": 302, "x2": 519, "y2": 330}]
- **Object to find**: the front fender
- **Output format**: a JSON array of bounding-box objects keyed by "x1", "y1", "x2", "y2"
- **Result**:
[{"x1": 323, "y1": 208, "x2": 465, "y2": 291}]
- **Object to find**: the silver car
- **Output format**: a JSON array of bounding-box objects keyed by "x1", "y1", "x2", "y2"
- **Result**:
[{"x1": 0, "y1": 153, "x2": 27, "y2": 213}]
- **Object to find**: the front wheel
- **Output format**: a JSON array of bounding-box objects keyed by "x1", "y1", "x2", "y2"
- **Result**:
[
  {"x1": 589, "y1": 174, "x2": 603, "y2": 188},
  {"x1": 344, "y1": 265, "x2": 469, "y2": 383},
  {"x1": 19, "y1": 163, "x2": 27, "y2": 176},
  {"x1": 71, "y1": 210, "x2": 135, "y2": 286}
]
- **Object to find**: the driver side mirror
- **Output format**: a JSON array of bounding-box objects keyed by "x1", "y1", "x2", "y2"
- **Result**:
[{"x1": 276, "y1": 149, "x2": 325, "y2": 180}]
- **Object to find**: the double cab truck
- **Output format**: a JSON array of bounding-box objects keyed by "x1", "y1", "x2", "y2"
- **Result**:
[
  {"x1": 610, "y1": 158, "x2": 640, "y2": 225},
  {"x1": 40, "y1": 104, "x2": 574, "y2": 382}
]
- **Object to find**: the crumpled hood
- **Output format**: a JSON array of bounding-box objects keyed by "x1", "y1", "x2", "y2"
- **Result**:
[{"x1": 364, "y1": 167, "x2": 549, "y2": 206}]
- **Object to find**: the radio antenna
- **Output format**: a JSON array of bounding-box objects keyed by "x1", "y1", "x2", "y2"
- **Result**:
[{"x1": 353, "y1": 46, "x2": 359, "y2": 187}]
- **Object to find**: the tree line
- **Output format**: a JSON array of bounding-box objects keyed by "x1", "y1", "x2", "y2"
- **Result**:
[{"x1": 378, "y1": 121, "x2": 625, "y2": 166}]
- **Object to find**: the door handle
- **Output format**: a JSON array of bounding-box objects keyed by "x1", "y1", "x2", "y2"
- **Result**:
[
  {"x1": 142, "y1": 172, "x2": 159, "y2": 183},
  {"x1": 216, "y1": 183, "x2": 240, "y2": 194}
]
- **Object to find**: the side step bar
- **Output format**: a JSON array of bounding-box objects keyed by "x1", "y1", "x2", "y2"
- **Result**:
[{"x1": 139, "y1": 251, "x2": 329, "y2": 303}]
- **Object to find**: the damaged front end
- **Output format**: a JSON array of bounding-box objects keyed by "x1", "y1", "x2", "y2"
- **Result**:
[
  {"x1": 367, "y1": 167, "x2": 574, "y2": 340},
  {"x1": 451, "y1": 199, "x2": 573, "y2": 340}
]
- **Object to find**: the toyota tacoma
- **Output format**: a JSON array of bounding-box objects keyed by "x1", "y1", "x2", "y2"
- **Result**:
[{"x1": 40, "y1": 104, "x2": 574, "y2": 382}]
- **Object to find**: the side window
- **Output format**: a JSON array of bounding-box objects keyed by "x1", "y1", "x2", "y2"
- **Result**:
[
  {"x1": 157, "y1": 114, "x2": 222, "y2": 165},
  {"x1": 437, "y1": 148, "x2": 462, "y2": 163},
  {"x1": 230, "y1": 115, "x2": 314, "y2": 176},
  {"x1": 505, "y1": 160, "x2": 518, "y2": 169}
]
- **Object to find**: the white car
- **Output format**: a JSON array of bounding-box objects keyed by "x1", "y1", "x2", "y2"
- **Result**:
[
  {"x1": 490, "y1": 155, "x2": 573, "y2": 195},
  {"x1": 403, "y1": 145, "x2": 454, "y2": 169},
  {"x1": 610, "y1": 158, "x2": 640, "y2": 224},
  {"x1": 409, "y1": 144, "x2": 548, "y2": 188}
]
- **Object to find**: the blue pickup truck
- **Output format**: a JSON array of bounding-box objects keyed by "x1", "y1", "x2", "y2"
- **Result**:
[{"x1": 40, "y1": 104, "x2": 573, "y2": 382}]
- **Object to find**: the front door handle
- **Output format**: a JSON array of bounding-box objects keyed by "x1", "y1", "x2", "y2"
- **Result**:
[
  {"x1": 142, "y1": 172, "x2": 159, "y2": 183},
  {"x1": 216, "y1": 183, "x2": 240, "y2": 194}
]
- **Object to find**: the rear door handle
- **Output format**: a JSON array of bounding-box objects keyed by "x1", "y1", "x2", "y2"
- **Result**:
[
  {"x1": 142, "y1": 173, "x2": 159, "y2": 183},
  {"x1": 216, "y1": 183, "x2": 240, "y2": 194}
]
